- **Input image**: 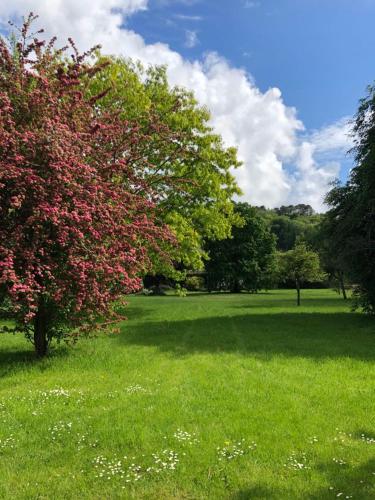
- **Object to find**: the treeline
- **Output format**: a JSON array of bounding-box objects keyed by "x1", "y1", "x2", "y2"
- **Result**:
[
  {"x1": 176, "y1": 113, "x2": 375, "y2": 312},
  {"x1": 156, "y1": 202, "x2": 328, "y2": 303}
]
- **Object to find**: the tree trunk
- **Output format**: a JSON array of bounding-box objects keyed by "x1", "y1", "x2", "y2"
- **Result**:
[
  {"x1": 339, "y1": 272, "x2": 347, "y2": 300},
  {"x1": 152, "y1": 275, "x2": 165, "y2": 296},
  {"x1": 296, "y1": 279, "x2": 301, "y2": 306},
  {"x1": 34, "y1": 301, "x2": 48, "y2": 357},
  {"x1": 230, "y1": 280, "x2": 241, "y2": 293}
]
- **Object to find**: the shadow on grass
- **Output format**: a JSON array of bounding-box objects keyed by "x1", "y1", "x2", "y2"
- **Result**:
[
  {"x1": 117, "y1": 305, "x2": 154, "y2": 322},
  {"x1": 189, "y1": 291, "x2": 280, "y2": 296},
  {"x1": 233, "y1": 297, "x2": 351, "y2": 309},
  {"x1": 0, "y1": 340, "x2": 69, "y2": 377},
  {"x1": 310, "y1": 457, "x2": 375, "y2": 499},
  {"x1": 232, "y1": 485, "x2": 282, "y2": 499},
  {"x1": 232, "y1": 457, "x2": 375, "y2": 499},
  {"x1": 353, "y1": 429, "x2": 375, "y2": 442},
  {"x1": 118, "y1": 312, "x2": 375, "y2": 361}
]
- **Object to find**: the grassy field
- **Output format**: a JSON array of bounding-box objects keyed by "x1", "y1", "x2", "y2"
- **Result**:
[{"x1": 0, "y1": 289, "x2": 374, "y2": 499}]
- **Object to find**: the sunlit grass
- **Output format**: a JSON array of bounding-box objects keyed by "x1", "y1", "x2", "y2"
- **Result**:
[{"x1": 0, "y1": 289, "x2": 374, "y2": 499}]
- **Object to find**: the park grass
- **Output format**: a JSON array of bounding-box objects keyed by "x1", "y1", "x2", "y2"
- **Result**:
[{"x1": 0, "y1": 289, "x2": 374, "y2": 499}]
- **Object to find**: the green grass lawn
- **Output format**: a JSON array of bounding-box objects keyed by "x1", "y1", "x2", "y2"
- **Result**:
[{"x1": 0, "y1": 289, "x2": 374, "y2": 499}]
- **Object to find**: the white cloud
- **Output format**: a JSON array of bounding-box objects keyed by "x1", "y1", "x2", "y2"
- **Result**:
[
  {"x1": 290, "y1": 119, "x2": 352, "y2": 211},
  {"x1": 2, "y1": 0, "x2": 148, "y2": 20},
  {"x1": 291, "y1": 143, "x2": 341, "y2": 211},
  {"x1": 0, "y1": 1, "x2": 352, "y2": 211},
  {"x1": 309, "y1": 117, "x2": 352, "y2": 153},
  {"x1": 184, "y1": 29, "x2": 198, "y2": 48}
]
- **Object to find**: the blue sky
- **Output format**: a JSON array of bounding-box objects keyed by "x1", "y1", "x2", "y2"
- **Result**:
[
  {"x1": 2, "y1": 0, "x2": 374, "y2": 210},
  {"x1": 128, "y1": 0, "x2": 375, "y2": 131}
]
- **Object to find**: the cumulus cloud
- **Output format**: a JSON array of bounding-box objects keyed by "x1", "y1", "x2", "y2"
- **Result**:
[
  {"x1": 0, "y1": 1, "x2": 352, "y2": 211},
  {"x1": 291, "y1": 143, "x2": 340, "y2": 211},
  {"x1": 288, "y1": 118, "x2": 353, "y2": 211}
]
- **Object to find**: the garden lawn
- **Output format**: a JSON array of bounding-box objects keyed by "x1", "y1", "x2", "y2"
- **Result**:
[{"x1": 0, "y1": 289, "x2": 374, "y2": 499}]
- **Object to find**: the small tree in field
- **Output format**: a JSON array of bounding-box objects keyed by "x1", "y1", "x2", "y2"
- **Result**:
[
  {"x1": 0, "y1": 15, "x2": 174, "y2": 356},
  {"x1": 278, "y1": 242, "x2": 324, "y2": 305}
]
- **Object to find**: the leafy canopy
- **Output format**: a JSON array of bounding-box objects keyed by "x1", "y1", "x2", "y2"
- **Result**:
[
  {"x1": 325, "y1": 82, "x2": 375, "y2": 312},
  {"x1": 278, "y1": 241, "x2": 324, "y2": 304},
  {"x1": 278, "y1": 241, "x2": 324, "y2": 284},
  {"x1": 205, "y1": 203, "x2": 277, "y2": 293},
  {"x1": 87, "y1": 58, "x2": 242, "y2": 272}
]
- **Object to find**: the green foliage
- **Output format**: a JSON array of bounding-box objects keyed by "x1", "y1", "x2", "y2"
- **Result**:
[
  {"x1": 314, "y1": 218, "x2": 349, "y2": 298},
  {"x1": 270, "y1": 216, "x2": 302, "y2": 251},
  {"x1": 325, "y1": 83, "x2": 375, "y2": 313},
  {"x1": 278, "y1": 241, "x2": 325, "y2": 304},
  {"x1": 205, "y1": 203, "x2": 277, "y2": 292},
  {"x1": 88, "y1": 58, "x2": 242, "y2": 273},
  {"x1": 174, "y1": 284, "x2": 188, "y2": 297},
  {"x1": 278, "y1": 241, "x2": 324, "y2": 283},
  {"x1": 184, "y1": 276, "x2": 205, "y2": 291},
  {"x1": 255, "y1": 205, "x2": 323, "y2": 251}
]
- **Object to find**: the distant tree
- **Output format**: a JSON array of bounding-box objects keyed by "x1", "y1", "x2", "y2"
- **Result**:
[
  {"x1": 205, "y1": 204, "x2": 277, "y2": 293},
  {"x1": 253, "y1": 205, "x2": 323, "y2": 253},
  {"x1": 325, "y1": 83, "x2": 375, "y2": 313},
  {"x1": 278, "y1": 242, "x2": 325, "y2": 305},
  {"x1": 275, "y1": 204, "x2": 315, "y2": 218},
  {"x1": 0, "y1": 16, "x2": 174, "y2": 356},
  {"x1": 269, "y1": 213, "x2": 321, "y2": 251},
  {"x1": 270, "y1": 216, "x2": 301, "y2": 251}
]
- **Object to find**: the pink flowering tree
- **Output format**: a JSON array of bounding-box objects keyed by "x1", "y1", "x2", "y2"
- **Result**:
[{"x1": 0, "y1": 15, "x2": 174, "y2": 356}]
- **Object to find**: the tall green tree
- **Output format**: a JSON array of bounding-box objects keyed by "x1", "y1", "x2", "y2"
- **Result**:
[
  {"x1": 278, "y1": 242, "x2": 324, "y2": 305},
  {"x1": 315, "y1": 219, "x2": 348, "y2": 299},
  {"x1": 205, "y1": 203, "x2": 277, "y2": 293},
  {"x1": 87, "y1": 58, "x2": 242, "y2": 274},
  {"x1": 325, "y1": 83, "x2": 375, "y2": 312}
]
